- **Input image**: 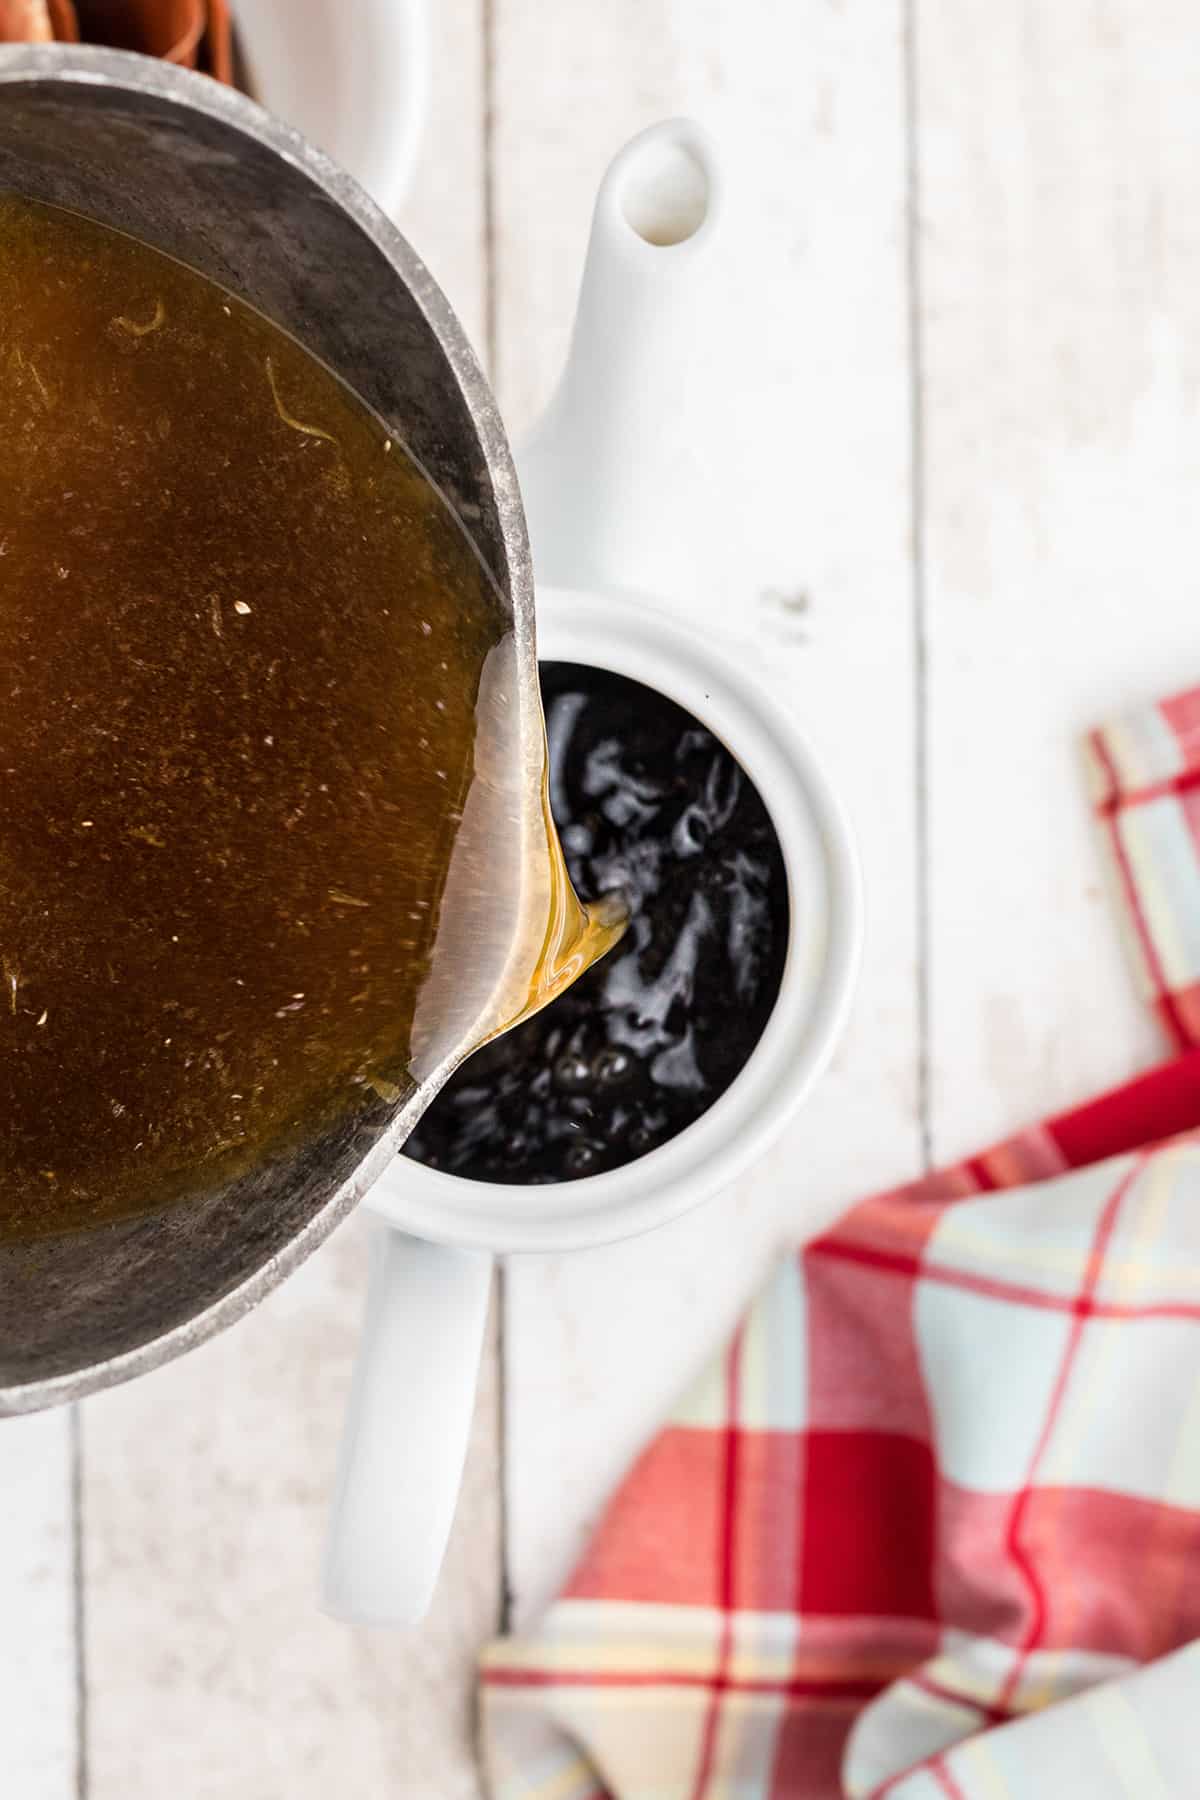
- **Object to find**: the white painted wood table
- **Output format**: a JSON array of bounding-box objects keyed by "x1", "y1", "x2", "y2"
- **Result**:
[{"x1": 4, "y1": 1, "x2": 1196, "y2": 1791}]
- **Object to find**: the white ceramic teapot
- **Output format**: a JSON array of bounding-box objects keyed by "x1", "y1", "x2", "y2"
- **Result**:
[{"x1": 321, "y1": 119, "x2": 863, "y2": 1626}]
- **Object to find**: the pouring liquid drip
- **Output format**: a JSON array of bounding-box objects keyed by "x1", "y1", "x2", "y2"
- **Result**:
[
  {"x1": 404, "y1": 663, "x2": 789, "y2": 1184},
  {"x1": 0, "y1": 195, "x2": 621, "y2": 1242}
]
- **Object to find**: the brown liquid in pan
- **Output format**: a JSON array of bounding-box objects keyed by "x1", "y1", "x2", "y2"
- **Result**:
[{"x1": 0, "y1": 195, "x2": 620, "y2": 1240}]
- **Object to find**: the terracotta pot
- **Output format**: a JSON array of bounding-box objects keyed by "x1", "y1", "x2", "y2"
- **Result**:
[
  {"x1": 46, "y1": 0, "x2": 77, "y2": 36},
  {"x1": 0, "y1": 0, "x2": 234, "y2": 82},
  {"x1": 0, "y1": 0, "x2": 54, "y2": 38},
  {"x1": 202, "y1": 0, "x2": 229, "y2": 82},
  {"x1": 73, "y1": 0, "x2": 205, "y2": 65}
]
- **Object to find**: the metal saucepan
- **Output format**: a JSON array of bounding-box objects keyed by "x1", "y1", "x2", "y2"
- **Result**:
[{"x1": 0, "y1": 45, "x2": 538, "y2": 1412}]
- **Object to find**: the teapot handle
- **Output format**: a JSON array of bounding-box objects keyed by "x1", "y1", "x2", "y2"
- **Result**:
[
  {"x1": 320, "y1": 1223, "x2": 493, "y2": 1626},
  {"x1": 518, "y1": 117, "x2": 724, "y2": 606}
]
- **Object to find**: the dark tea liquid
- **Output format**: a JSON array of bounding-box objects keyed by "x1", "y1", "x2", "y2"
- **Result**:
[
  {"x1": 405, "y1": 664, "x2": 789, "y2": 1183},
  {"x1": 0, "y1": 195, "x2": 620, "y2": 1241}
]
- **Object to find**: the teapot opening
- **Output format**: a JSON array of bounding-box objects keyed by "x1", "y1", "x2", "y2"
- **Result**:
[
  {"x1": 619, "y1": 135, "x2": 711, "y2": 247},
  {"x1": 403, "y1": 660, "x2": 790, "y2": 1186}
]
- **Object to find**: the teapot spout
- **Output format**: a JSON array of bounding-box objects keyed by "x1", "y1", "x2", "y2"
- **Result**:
[{"x1": 518, "y1": 118, "x2": 723, "y2": 606}]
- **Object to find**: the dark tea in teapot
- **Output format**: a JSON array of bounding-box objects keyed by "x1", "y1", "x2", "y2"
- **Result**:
[
  {"x1": 0, "y1": 195, "x2": 621, "y2": 1241},
  {"x1": 405, "y1": 663, "x2": 789, "y2": 1184}
]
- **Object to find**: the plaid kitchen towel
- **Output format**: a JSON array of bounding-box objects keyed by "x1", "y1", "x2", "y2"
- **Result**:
[{"x1": 479, "y1": 684, "x2": 1200, "y2": 1799}]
